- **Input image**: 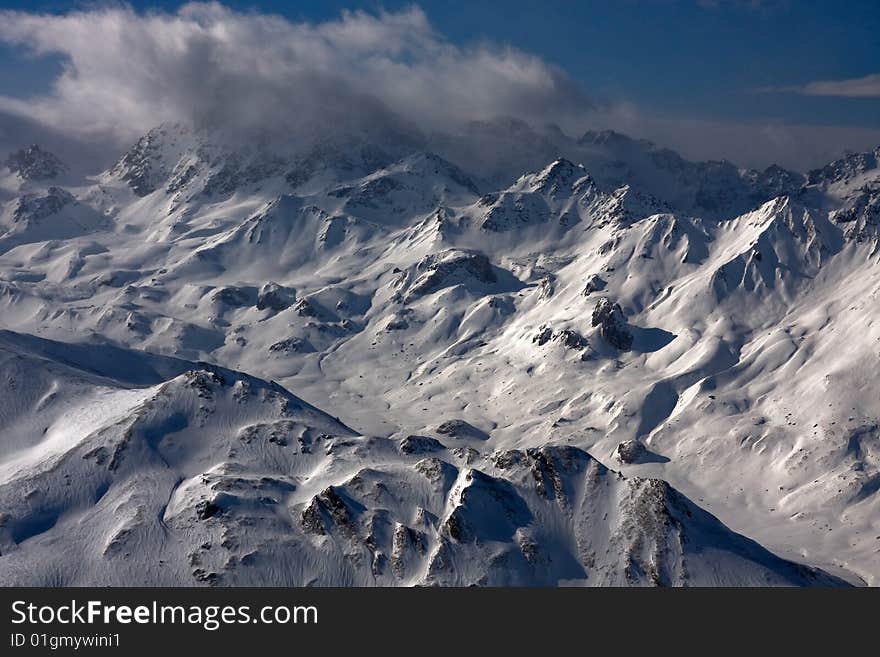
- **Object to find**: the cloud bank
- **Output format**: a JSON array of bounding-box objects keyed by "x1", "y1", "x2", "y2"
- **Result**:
[
  {"x1": 0, "y1": 2, "x2": 877, "y2": 171},
  {"x1": 796, "y1": 73, "x2": 880, "y2": 98},
  {"x1": 757, "y1": 73, "x2": 880, "y2": 98},
  {"x1": 0, "y1": 2, "x2": 593, "y2": 146}
]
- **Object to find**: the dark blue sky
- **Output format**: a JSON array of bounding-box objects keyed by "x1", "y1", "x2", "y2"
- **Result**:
[
  {"x1": 1, "y1": 0, "x2": 877, "y2": 129},
  {"x1": 0, "y1": 1, "x2": 877, "y2": 169}
]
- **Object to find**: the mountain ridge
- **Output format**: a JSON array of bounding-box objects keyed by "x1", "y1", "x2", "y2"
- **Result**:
[{"x1": 1, "y1": 126, "x2": 879, "y2": 585}]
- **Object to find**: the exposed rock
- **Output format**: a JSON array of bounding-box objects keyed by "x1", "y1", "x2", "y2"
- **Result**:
[
  {"x1": 830, "y1": 191, "x2": 880, "y2": 242},
  {"x1": 256, "y1": 282, "x2": 296, "y2": 311},
  {"x1": 405, "y1": 249, "x2": 496, "y2": 300},
  {"x1": 479, "y1": 192, "x2": 550, "y2": 232},
  {"x1": 533, "y1": 326, "x2": 589, "y2": 351},
  {"x1": 492, "y1": 449, "x2": 526, "y2": 470},
  {"x1": 11, "y1": 187, "x2": 75, "y2": 224},
  {"x1": 384, "y1": 315, "x2": 410, "y2": 331},
  {"x1": 400, "y1": 435, "x2": 444, "y2": 455},
  {"x1": 555, "y1": 329, "x2": 589, "y2": 350},
  {"x1": 582, "y1": 274, "x2": 607, "y2": 296},
  {"x1": 5, "y1": 145, "x2": 66, "y2": 180},
  {"x1": 268, "y1": 337, "x2": 312, "y2": 354},
  {"x1": 452, "y1": 447, "x2": 482, "y2": 464},
  {"x1": 195, "y1": 499, "x2": 222, "y2": 520},
  {"x1": 210, "y1": 286, "x2": 252, "y2": 307},
  {"x1": 112, "y1": 125, "x2": 179, "y2": 196},
  {"x1": 532, "y1": 326, "x2": 553, "y2": 346},
  {"x1": 616, "y1": 440, "x2": 647, "y2": 464},
  {"x1": 413, "y1": 457, "x2": 457, "y2": 485},
  {"x1": 591, "y1": 298, "x2": 633, "y2": 350},
  {"x1": 293, "y1": 298, "x2": 318, "y2": 317},
  {"x1": 436, "y1": 419, "x2": 489, "y2": 441},
  {"x1": 183, "y1": 370, "x2": 226, "y2": 398}
]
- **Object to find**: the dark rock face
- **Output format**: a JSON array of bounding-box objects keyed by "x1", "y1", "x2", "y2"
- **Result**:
[
  {"x1": 384, "y1": 316, "x2": 409, "y2": 331},
  {"x1": 300, "y1": 486, "x2": 356, "y2": 537},
  {"x1": 532, "y1": 326, "x2": 553, "y2": 346},
  {"x1": 616, "y1": 440, "x2": 647, "y2": 464},
  {"x1": 830, "y1": 191, "x2": 880, "y2": 243},
  {"x1": 257, "y1": 282, "x2": 296, "y2": 312},
  {"x1": 592, "y1": 298, "x2": 633, "y2": 350},
  {"x1": 808, "y1": 147, "x2": 879, "y2": 186},
  {"x1": 480, "y1": 192, "x2": 551, "y2": 232},
  {"x1": 399, "y1": 435, "x2": 444, "y2": 455},
  {"x1": 268, "y1": 337, "x2": 312, "y2": 354},
  {"x1": 112, "y1": 127, "x2": 173, "y2": 196},
  {"x1": 5, "y1": 145, "x2": 66, "y2": 180},
  {"x1": 533, "y1": 325, "x2": 589, "y2": 351},
  {"x1": 11, "y1": 187, "x2": 75, "y2": 224},
  {"x1": 201, "y1": 153, "x2": 287, "y2": 198},
  {"x1": 555, "y1": 329, "x2": 589, "y2": 350},
  {"x1": 293, "y1": 298, "x2": 318, "y2": 317},
  {"x1": 436, "y1": 419, "x2": 489, "y2": 441},
  {"x1": 406, "y1": 249, "x2": 496, "y2": 299},
  {"x1": 210, "y1": 286, "x2": 252, "y2": 307},
  {"x1": 196, "y1": 500, "x2": 222, "y2": 520},
  {"x1": 532, "y1": 158, "x2": 584, "y2": 196},
  {"x1": 582, "y1": 274, "x2": 607, "y2": 296}
]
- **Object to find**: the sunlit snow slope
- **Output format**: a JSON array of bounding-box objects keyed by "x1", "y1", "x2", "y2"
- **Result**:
[{"x1": 1, "y1": 124, "x2": 878, "y2": 585}]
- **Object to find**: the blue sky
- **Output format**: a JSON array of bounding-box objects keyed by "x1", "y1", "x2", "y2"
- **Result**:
[
  {"x1": 1, "y1": 0, "x2": 877, "y2": 127},
  {"x1": 0, "y1": 1, "x2": 877, "y2": 168},
  {"x1": 309, "y1": 0, "x2": 880, "y2": 128}
]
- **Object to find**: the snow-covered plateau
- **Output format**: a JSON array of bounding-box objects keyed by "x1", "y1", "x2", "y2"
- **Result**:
[{"x1": 1, "y1": 122, "x2": 878, "y2": 586}]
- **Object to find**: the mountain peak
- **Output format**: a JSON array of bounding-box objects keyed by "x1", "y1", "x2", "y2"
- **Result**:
[
  {"x1": 578, "y1": 129, "x2": 654, "y2": 151},
  {"x1": 532, "y1": 157, "x2": 584, "y2": 187},
  {"x1": 5, "y1": 144, "x2": 67, "y2": 180}
]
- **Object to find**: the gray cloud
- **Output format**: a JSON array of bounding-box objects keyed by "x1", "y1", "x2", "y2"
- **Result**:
[
  {"x1": 756, "y1": 73, "x2": 880, "y2": 98},
  {"x1": 0, "y1": 2, "x2": 593, "y2": 146},
  {"x1": 605, "y1": 112, "x2": 880, "y2": 170},
  {"x1": 795, "y1": 74, "x2": 880, "y2": 98},
  {"x1": 0, "y1": 2, "x2": 876, "y2": 172}
]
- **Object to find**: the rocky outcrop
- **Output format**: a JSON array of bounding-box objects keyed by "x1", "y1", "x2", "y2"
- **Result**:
[
  {"x1": 533, "y1": 325, "x2": 589, "y2": 352},
  {"x1": 268, "y1": 337, "x2": 313, "y2": 354},
  {"x1": 257, "y1": 282, "x2": 296, "y2": 312},
  {"x1": 5, "y1": 145, "x2": 66, "y2": 180},
  {"x1": 616, "y1": 440, "x2": 647, "y2": 464},
  {"x1": 591, "y1": 298, "x2": 633, "y2": 350},
  {"x1": 399, "y1": 435, "x2": 444, "y2": 455},
  {"x1": 402, "y1": 249, "x2": 496, "y2": 301},
  {"x1": 582, "y1": 274, "x2": 607, "y2": 296},
  {"x1": 830, "y1": 190, "x2": 880, "y2": 243},
  {"x1": 11, "y1": 187, "x2": 75, "y2": 224},
  {"x1": 436, "y1": 419, "x2": 489, "y2": 441}
]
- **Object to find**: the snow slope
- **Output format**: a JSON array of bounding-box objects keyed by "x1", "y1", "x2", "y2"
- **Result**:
[
  {"x1": 1, "y1": 125, "x2": 878, "y2": 585},
  {"x1": 0, "y1": 330, "x2": 845, "y2": 586}
]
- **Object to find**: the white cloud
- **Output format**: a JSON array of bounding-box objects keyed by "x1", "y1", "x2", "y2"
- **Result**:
[
  {"x1": 606, "y1": 112, "x2": 880, "y2": 170},
  {"x1": 0, "y1": 2, "x2": 593, "y2": 144},
  {"x1": 0, "y1": 2, "x2": 876, "y2": 171},
  {"x1": 798, "y1": 74, "x2": 880, "y2": 98},
  {"x1": 756, "y1": 73, "x2": 880, "y2": 98}
]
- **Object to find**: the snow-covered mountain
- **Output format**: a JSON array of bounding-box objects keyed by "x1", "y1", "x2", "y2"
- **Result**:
[
  {"x1": 1, "y1": 123, "x2": 878, "y2": 586},
  {"x1": 0, "y1": 330, "x2": 845, "y2": 586}
]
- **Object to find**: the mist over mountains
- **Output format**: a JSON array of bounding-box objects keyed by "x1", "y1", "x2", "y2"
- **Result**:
[
  {"x1": 0, "y1": 3, "x2": 879, "y2": 587},
  {"x1": 0, "y1": 113, "x2": 877, "y2": 585}
]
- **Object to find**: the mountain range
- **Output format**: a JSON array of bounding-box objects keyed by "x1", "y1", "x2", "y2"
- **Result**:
[{"x1": 1, "y1": 119, "x2": 878, "y2": 586}]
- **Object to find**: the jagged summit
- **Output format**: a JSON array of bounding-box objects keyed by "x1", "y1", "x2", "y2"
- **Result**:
[
  {"x1": 0, "y1": 125, "x2": 879, "y2": 586},
  {"x1": 0, "y1": 330, "x2": 848, "y2": 586},
  {"x1": 579, "y1": 129, "x2": 655, "y2": 151},
  {"x1": 808, "y1": 144, "x2": 880, "y2": 187},
  {"x1": 4, "y1": 144, "x2": 66, "y2": 180}
]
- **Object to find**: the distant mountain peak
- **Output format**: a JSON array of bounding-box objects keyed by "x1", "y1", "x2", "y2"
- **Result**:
[
  {"x1": 579, "y1": 129, "x2": 654, "y2": 151},
  {"x1": 5, "y1": 144, "x2": 67, "y2": 180}
]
